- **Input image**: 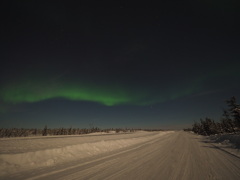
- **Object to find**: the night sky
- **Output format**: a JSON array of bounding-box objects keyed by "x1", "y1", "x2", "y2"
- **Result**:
[{"x1": 1, "y1": 1, "x2": 240, "y2": 129}]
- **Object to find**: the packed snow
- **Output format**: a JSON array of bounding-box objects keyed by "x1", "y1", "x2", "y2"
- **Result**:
[
  {"x1": 0, "y1": 131, "x2": 173, "y2": 176},
  {"x1": 1, "y1": 131, "x2": 240, "y2": 179}
]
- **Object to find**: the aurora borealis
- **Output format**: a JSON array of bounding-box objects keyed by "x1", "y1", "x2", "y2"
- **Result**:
[
  {"x1": 0, "y1": 73, "x2": 201, "y2": 106},
  {"x1": 1, "y1": 1, "x2": 240, "y2": 128}
]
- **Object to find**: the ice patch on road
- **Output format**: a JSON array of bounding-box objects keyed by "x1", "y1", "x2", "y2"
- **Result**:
[{"x1": 0, "y1": 131, "x2": 173, "y2": 176}]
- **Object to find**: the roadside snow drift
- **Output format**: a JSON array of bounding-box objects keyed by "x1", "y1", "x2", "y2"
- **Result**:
[
  {"x1": 0, "y1": 131, "x2": 173, "y2": 176},
  {"x1": 209, "y1": 133, "x2": 240, "y2": 148}
]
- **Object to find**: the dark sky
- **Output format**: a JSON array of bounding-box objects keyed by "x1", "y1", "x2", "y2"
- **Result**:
[{"x1": 1, "y1": 1, "x2": 240, "y2": 129}]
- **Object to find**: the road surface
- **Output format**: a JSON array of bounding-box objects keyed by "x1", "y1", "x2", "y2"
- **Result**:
[{"x1": 5, "y1": 131, "x2": 240, "y2": 180}]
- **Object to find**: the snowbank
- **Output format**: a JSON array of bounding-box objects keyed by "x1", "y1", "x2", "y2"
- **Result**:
[
  {"x1": 0, "y1": 131, "x2": 173, "y2": 176},
  {"x1": 208, "y1": 133, "x2": 240, "y2": 158},
  {"x1": 209, "y1": 134, "x2": 240, "y2": 148}
]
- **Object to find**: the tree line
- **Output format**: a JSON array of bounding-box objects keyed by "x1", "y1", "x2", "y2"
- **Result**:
[
  {"x1": 0, "y1": 126, "x2": 163, "y2": 138},
  {"x1": 188, "y1": 96, "x2": 240, "y2": 135},
  {"x1": 0, "y1": 127, "x2": 129, "y2": 138}
]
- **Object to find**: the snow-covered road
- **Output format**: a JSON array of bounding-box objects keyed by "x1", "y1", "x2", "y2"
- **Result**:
[{"x1": 1, "y1": 131, "x2": 240, "y2": 180}]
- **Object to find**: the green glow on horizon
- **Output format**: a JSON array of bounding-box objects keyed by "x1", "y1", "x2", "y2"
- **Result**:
[
  {"x1": 1, "y1": 65, "x2": 219, "y2": 109},
  {"x1": 0, "y1": 77, "x2": 201, "y2": 107},
  {"x1": 0, "y1": 81, "x2": 140, "y2": 106}
]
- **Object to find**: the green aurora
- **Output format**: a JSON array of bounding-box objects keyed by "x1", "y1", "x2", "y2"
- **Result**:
[
  {"x1": 0, "y1": 77, "x2": 200, "y2": 107},
  {"x1": 0, "y1": 62, "x2": 238, "y2": 109},
  {"x1": 1, "y1": 81, "x2": 133, "y2": 106}
]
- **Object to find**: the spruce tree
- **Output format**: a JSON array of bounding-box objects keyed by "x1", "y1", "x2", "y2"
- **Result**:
[{"x1": 226, "y1": 96, "x2": 240, "y2": 129}]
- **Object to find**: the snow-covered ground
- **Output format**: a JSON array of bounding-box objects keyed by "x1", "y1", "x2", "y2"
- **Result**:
[
  {"x1": 207, "y1": 133, "x2": 240, "y2": 158},
  {"x1": 0, "y1": 131, "x2": 172, "y2": 177},
  {"x1": 1, "y1": 131, "x2": 240, "y2": 180}
]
